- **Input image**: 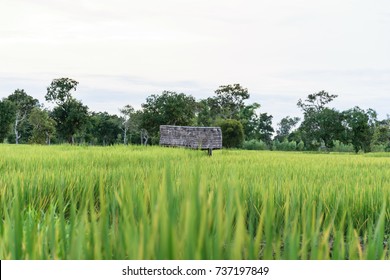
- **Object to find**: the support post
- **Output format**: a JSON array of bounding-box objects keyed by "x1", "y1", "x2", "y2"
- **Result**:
[{"x1": 208, "y1": 148, "x2": 213, "y2": 156}]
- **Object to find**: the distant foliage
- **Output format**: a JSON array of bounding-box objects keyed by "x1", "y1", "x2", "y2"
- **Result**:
[
  {"x1": 297, "y1": 140, "x2": 305, "y2": 151},
  {"x1": 275, "y1": 116, "x2": 300, "y2": 142},
  {"x1": 242, "y1": 139, "x2": 268, "y2": 150},
  {"x1": 273, "y1": 139, "x2": 298, "y2": 151},
  {"x1": 331, "y1": 140, "x2": 354, "y2": 153},
  {"x1": 1, "y1": 79, "x2": 389, "y2": 152},
  {"x1": 218, "y1": 119, "x2": 244, "y2": 148},
  {"x1": 211, "y1": 84, "x2": 250, "y2": 120},
  {"x1": 0, "y1": 99, "x2": 15, "y2": 142},
  {"x1": 28, "y1": 107, "x2": 56, "y2": 144},
  {"x1": 141, "y1": 91, "x2": 196, "y2": 138},
  {"x1": 371, "y1": 144, "x2": 390, "y2": 153}
]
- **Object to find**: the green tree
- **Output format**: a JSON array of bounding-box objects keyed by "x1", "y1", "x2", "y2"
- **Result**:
[
  {"x1": 275, "y1": 116, "x2": 300, "y2": 142},
  {"x1": 297, "y1": 91, "x2": 343, "y2": 149},
  {"x1": 28, "y1": 107, "x2": 56, "y2": 144},
  {"x1": 88, "y1": 112, "x2": 122, "y2": 146},
  {"x1": 218, "y1": 119, "x2": 244, "y2": 148},
  {"x1": 119, "y1": 105, "x2": 135, "y2": 145},
  {"x1": 257, "y1": 113, "x2": 274, "y2": 144},
  {"x1": 141, "y1": 91, "x2": 196, "y2": 138},
  {"x1": 45, "y1": 78, "x2": 88, "y2": 144},
  {"x1": 239, "y1": 102, "x2": 261, "y2": 139},
  {"x1": 6, "y1": 89, "x2": 39, "y2": 144},
  {"x1": 342, "y1": 107, "x2": 377, "y2": 153},
  {"x1": 209, "y1": 84, "x2": 250, "y2": 120},
  {"x1": 50, "y1": 99, "x2": 89, "y2": 144},
  {"x1": 128, "y1": 110, "x2": 144, "y2": 144},
  {"x1": 46, "y1": 78, "x2": 78, "y2": 105},
  {"x1": 372, "y1": 117, "x2": 390, "y2": 147},
  {"x1": 297, "y1": 90, "x2": 338, "y2": 114},
  {"x1": 299, "y1": 108, "x2": 345, "y2": 149},
  {"x1": 0, "y1": 99, "x2": 16, "y2": 143},
  {"x1": 195, "y1": 99, "x2": 213, "y2": 127},
  {"x1": 236, "y1": 103, "x2": 274, "y2": 144}
]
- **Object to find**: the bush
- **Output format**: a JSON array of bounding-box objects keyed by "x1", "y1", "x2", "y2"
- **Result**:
[
  {"x1": 273, "y1": 139, "x2": 297, "y2": 151},
  {"x1": 218, "y1": 119, "x2": 244, "y2": 148},
  {"x1": 371, "y1": 144, "x2": 387, "y2": 153},
  {"x1": 288, "y1": 140, "x2": 297, "y2": 151},
  {"x1": 243, "y1": 139, "x2": 268, "y2": 150},
  {"x1": 297, "y1": 140, "x2": 305, "y2": 151},
  {"x1": 331, "y1": 140, "x2": 354, "y2": 153}
]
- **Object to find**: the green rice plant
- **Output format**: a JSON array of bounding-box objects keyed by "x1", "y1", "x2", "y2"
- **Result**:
[{"x1": 0, "y1": 145, "x2": 389, "y2": 259}]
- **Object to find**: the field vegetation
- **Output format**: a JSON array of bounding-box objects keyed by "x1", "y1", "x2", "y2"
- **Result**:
[{"x1": 0, "y1": 145, "x2": 389, "y2": 259}]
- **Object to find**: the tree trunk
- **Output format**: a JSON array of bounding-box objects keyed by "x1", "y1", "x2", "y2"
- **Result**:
[
  {"x1": 14, "y1": 112, "x2": 26, "y2": 145},
  {"x1": 123, "y1": 128, "x2": 127, "y2": 145},
  {"x1": 14, "y1": 119, "x2": 19, "y2": 144},
  {"x1": 46, "y1": 132, "x2": 51, "y2": 145}
]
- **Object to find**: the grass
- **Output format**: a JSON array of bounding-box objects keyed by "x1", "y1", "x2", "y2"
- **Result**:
[{"x1": 0, "y1": 145, "x2": 389, "y2": 259}]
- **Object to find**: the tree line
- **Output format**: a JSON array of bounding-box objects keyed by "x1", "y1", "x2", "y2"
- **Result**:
[{"x1": 0, "y1": 77, "x2": 389, "y2": 153}]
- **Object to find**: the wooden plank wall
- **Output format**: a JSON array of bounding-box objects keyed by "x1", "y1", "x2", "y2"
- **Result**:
[{"x1": 159, "y1": 125, "x2": 222, "y2": 150}]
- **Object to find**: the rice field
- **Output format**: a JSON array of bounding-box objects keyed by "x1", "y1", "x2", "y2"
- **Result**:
[{"x1": 0, "y1": 145, "x2": 389, "y2": 260}]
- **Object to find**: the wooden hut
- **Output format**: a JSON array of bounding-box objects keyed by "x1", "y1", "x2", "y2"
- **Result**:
[{"x1": 159, "y1": 125, "x2": 222, "y2": 155}]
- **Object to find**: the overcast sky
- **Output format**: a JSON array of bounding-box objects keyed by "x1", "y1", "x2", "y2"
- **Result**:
[{"x1": 1, "y1": 0, "x2": 389, "y2": 126}]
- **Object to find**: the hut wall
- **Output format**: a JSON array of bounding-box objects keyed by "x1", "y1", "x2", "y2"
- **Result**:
[{"x1": 159, "y1": 125, "x2": 222, "y2": 149}]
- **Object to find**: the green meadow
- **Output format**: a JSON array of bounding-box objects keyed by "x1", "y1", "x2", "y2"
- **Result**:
[{"x1": 0, "y1": 145, "x2": 389, "y2": 260}]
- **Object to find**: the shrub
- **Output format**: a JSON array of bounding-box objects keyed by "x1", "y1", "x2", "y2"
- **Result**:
[
  {"x1": 288, "y1": 140, "x2": 297, "y2": 151},
  {"x1": 371, "y1": 144, "x2": 386, "y2": 153},
  {"x1": 273, "y1": 139, "x2": 297, "y2": 151},
  {"x1": 243, "y1": 139, "x2": 268, "y2": 150},
  {"x1": 332, "y1": 140, "x2": 354, "y2": 153},
  {"x1": 297, "y1": 140, "x2": 305, "y2": 151}
]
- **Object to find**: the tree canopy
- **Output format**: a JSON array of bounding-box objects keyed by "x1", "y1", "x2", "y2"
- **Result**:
[
  {"x1": 7, "y1": 89, "x2": 39, "y2": 144},
  {"x1": 0, "y1": 99, "x2": 15, "y2": 142},
  {"x1": 140, "y1": 91, "x2": 196, "y2": 139},
  {"x1": 45, "y1": 78, "x2": 88, "y2": 144},
  {"x1": 45, "y1": 78, "x2": 79, "y2": 106}
]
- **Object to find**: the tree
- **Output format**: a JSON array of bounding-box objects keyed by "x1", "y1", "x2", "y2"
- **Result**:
[
  {"x1": 342, "y1": 107, "x2": 376, "y2": 153},
  {"x1": 275, "y1": 116, "x2": 300, "y2": 142},
  {"x1": 0, "y1": 99, "x2": 16, "y2": 143},
  {"x1": 45, "y1": 78, "x2": 88, "y2": 144},
  {"x1": 141, "y1": 91, "x2": 196, "y2": 138},
  {"x1": 227, "y1": 101, "x2": 273, "y2": 144},
  {"x1": 29, "y1": 107, "x2": 56, "y2": 144},
  {"x1": 239, "y1": 102, "x2": 261, "y2": 139},
  {"x1": 210, "y1": 84, "x2": 250, "y2": 120},
  {"x1": 195, "y1": 99, "x2": 213, "y2": 127},
  {"x1": 257, "y1": 113, "x2": 274, "y2": 144},
  {"x1": 297, "y1": 91, "x2": 343, "y2": 149},
  {"x1": 6, "y1": 89, "x2": 39, "y2": 144},
  {"x1": 218, "y1": 119, "x2": 244, "y2": 148},
  {"x1": 50, "y1": 98, "x2": 89, "y2": 144},
  {"x1": 372, "y1": 117, "x2": 390, "y2": 146},
  {"x1": 299, "y1": 108, "x2": 345, "y2": 149},
  {"x1": 88, "y1": 112, "x2": 122, "y2": 146},
  {"x1": 297, "y1": 90, "x2": 338, "y2": 114},
  {"x1": 119, "y1": 105, "x2": 134, "y2": 145},
  {"x1": 127, "y1": 110, "x2": 144, "y2": 144},
  {"x1": 45, "y1": 78, "x2": 78, "y2": 106}
]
